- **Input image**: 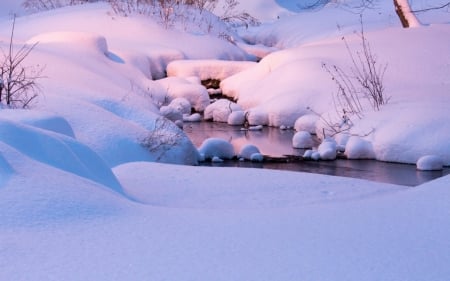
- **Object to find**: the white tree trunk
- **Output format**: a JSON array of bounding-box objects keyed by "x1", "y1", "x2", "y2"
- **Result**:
[{"x1": 394, "y1": 0, "x2": 422, "y2": 28}]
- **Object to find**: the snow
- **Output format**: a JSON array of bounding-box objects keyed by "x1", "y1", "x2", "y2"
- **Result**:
[
  {"x1": 345, "y1": 136, "x2": 376, "y2": 160},
  {"x1": 1, "y1": 1, "x2": 450, "y2": 280},
  {"x1": 227, "y1": 110, "x2": 246, "y2": 125},
  {"x1": 294, "y1": 113, "x2": 319, "y2": 134},
  {"x1": 238, "y1": 144, "x2": 263, "y2": 161},
  {"x1": 416, "y1": 155, "x2": 444, "y2": 171},
  {"x1": 198, "y1": 137, "x2": 235, "y2": 160},
  {"x1": 292, "y1": 130, "x2": 314, "y2": 149},
  {"x1": 203, "y1": 99, "x2": 242, "y2": 122},
  {"x1": 167, "y1": 59, "x2": 257, "y2": 81},
  {"x1": 317, "y1": 138, "x2": 338, "y2": 160}
]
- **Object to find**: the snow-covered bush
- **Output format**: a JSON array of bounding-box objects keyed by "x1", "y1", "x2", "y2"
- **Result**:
[
  {"x1": 141, "y1": 117, "x2": 199, "y2": 164},
  {"x1": 198, "y1": 137, "x2": 235, "y2": 160},
  {"x1": 22, "y1": 0, "x2": 95, "y2": 12},
  {"x1": 108, "y1": 0, "x2": 258, "y2": 38}
]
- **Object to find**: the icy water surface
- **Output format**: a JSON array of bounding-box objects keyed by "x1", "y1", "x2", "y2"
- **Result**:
[{"x1": 184, "y1": 121, "x2": 450, "y2": 186}]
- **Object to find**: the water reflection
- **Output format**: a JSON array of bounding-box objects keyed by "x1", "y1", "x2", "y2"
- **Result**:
[{"x1": 184, "y1": 122, "x2": 450, "y2": 186}]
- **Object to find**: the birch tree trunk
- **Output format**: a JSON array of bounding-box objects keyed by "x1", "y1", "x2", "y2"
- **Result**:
[{"x1": 393, "y1": 0, "x2": 422, "y2": 28}]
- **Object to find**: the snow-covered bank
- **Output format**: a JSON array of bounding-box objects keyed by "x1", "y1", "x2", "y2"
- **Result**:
[{"x1": 222, "y1": 24, "x2": 450, "y2": 165}]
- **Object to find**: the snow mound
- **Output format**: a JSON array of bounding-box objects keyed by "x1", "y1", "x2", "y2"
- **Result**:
[
  {"x1": 318, "y1": 138, "x2": 337, "y2": 160},
  {"x1": 157, "y1": 77, "x2": 210, "y2": 112},
  {"x1": 0, "y1": 142, "x2": 128, "y2": 227},
  {"x1": 0, "y1": 109, "x2": 75, "y2": 137},
  {"x1": 114, "y1": 161, "x2": 403, "y2": 209},
  {"x1": 292, "y1": 131, "x2": 314, "y2": 149},
  {"x1": 27, "y1": 31, "x2": 109, "y2": 55},
  {"x1": 416, "y1": 155, "x2": 444, "y2": 171},
  {"x1": 204, "y1": 99, "x2": 242, "y2": 122},
  {"x1": 167, "y1": 59, "x2": 257, "y2": 81},
  {"x1": 294, "y1": 114, "x2": 319, "y2": 134},
  {"x1": 0, "y1": 118, "x2": 122, "y2": 193},
  {"x1": 345, "y1": 136, "x2": 376, "y2": 160},
  {"x1": 198, "y1": 138, "x2": 235, "y2": 160}
]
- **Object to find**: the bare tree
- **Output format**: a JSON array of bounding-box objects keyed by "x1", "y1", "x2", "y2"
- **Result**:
[{"x1": 0, "y1": 16, "x2": 44, "y2": 108}]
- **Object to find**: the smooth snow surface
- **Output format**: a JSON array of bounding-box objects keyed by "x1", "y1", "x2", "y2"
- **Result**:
[{"x1": 1, "y1": 1, "x2": 450, "y2": 281}]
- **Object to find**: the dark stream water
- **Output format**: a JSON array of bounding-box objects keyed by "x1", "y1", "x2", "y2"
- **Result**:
[{"x1": 184, "y1": 121, "x2": 449, "y2": 186}]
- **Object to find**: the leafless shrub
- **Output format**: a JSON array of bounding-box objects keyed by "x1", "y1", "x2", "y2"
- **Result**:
[
  {"x1": 219, "y1": 0, "x2": 259, "y2": 28},
  {"x1": 322, "y1": 17, "x2": 388, "y2": 116},
  {"x1": 22, "y1": 0, "x2": 95, "y2": 12},
  {"x1": 318, "y1": 17, "x2": 387, "y2": 138},
  {"x1": 0, "y1": 16, "x2": 44, "y2": 108}
]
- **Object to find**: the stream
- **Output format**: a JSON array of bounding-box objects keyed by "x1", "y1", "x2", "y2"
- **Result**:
[{"x1": 184, "y1": 121, "x2": 450, "y2": 186}]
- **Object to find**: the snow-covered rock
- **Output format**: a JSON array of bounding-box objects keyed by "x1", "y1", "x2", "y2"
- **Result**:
[
  {"x1": 345, "y1": 136, "x2": 376, "y2": 160},
  {"x1": 416, "y1": 155, "x2": 444, "y2": 171},
  {"x1": 167, "y1": 97, "x2": 192, "y2": 115},
  {"x1": 227, "y1": 110, "x2": 247, "y2": 125},
  {"x1": 198, "y1": 138, "x2": 235, "y2": 160},
  {"x1": 204, "y1": 99, "x2": 242, "y2": 122},
  {"x1": 292, "y1": 131, "x2": 314, "y2": 149},
  {"x1": 246, "y1": 109, "x2": 269, "y2": 126},
  {"x1": 239, "y1": 144, "x2": 263, "y2": 162},
  {"x1": 183, "y1": 113, "x2": 202, "y2": 122}
]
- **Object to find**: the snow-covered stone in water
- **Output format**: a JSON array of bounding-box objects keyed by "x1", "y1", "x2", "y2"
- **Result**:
[
  {"x1": 250, "y1": 153, "x2": 264, "y2": 162},
  {"x1": 248, "y1": 125, "x2": 263, "y2": 131},
  {"x1": 311, "y1": 151, "x2": 321, "y2": 161},
  {"x1": 174, "y1": 119, "x2": 183, "y2": 128},
  {"x1": 318, "y1": 138, "x2": 337, "y2": 160},
  {"x1": 345, "y1": 136, "x2": 375, "y2": 159},
  {"x1": 416, "y1": 155, "x2": 444, "y2": 171},
  {"x1": 294, "y1": 114, "x2": 319, "y2": 134},
  {"x1": 168, "y1": 97, "x2": 192, "y2": 115},
  {"x1": 160, "y1": 106, "x2": 182, "y2": 122},
  {"x1": 183, "y1": 113, "x2": 202, "y2": 122},
  {"x1": 292, "y1": 131, "x2": 314, "y2": 149},
  {"x1": 303, "y1": 149, "x2": 314, "y2": 159},
  {"x1": 239, "y1": 144, "x2": 261, "y2": 160},
  {"x1": 211, "y1": 156, "x2": 224, "y2": 163},
  {"x1": 198, "y1": 138, "x2": 235, "y2": 160},
  {"x1": 228, "y1": 110, "x2": 246, "y2": 125},
  {"x1": 247, "y1": 109, "x2": 269, "y2": 126},
  {"x1": 204, "y1": 99, "x2": 242, "y2": 122}
]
